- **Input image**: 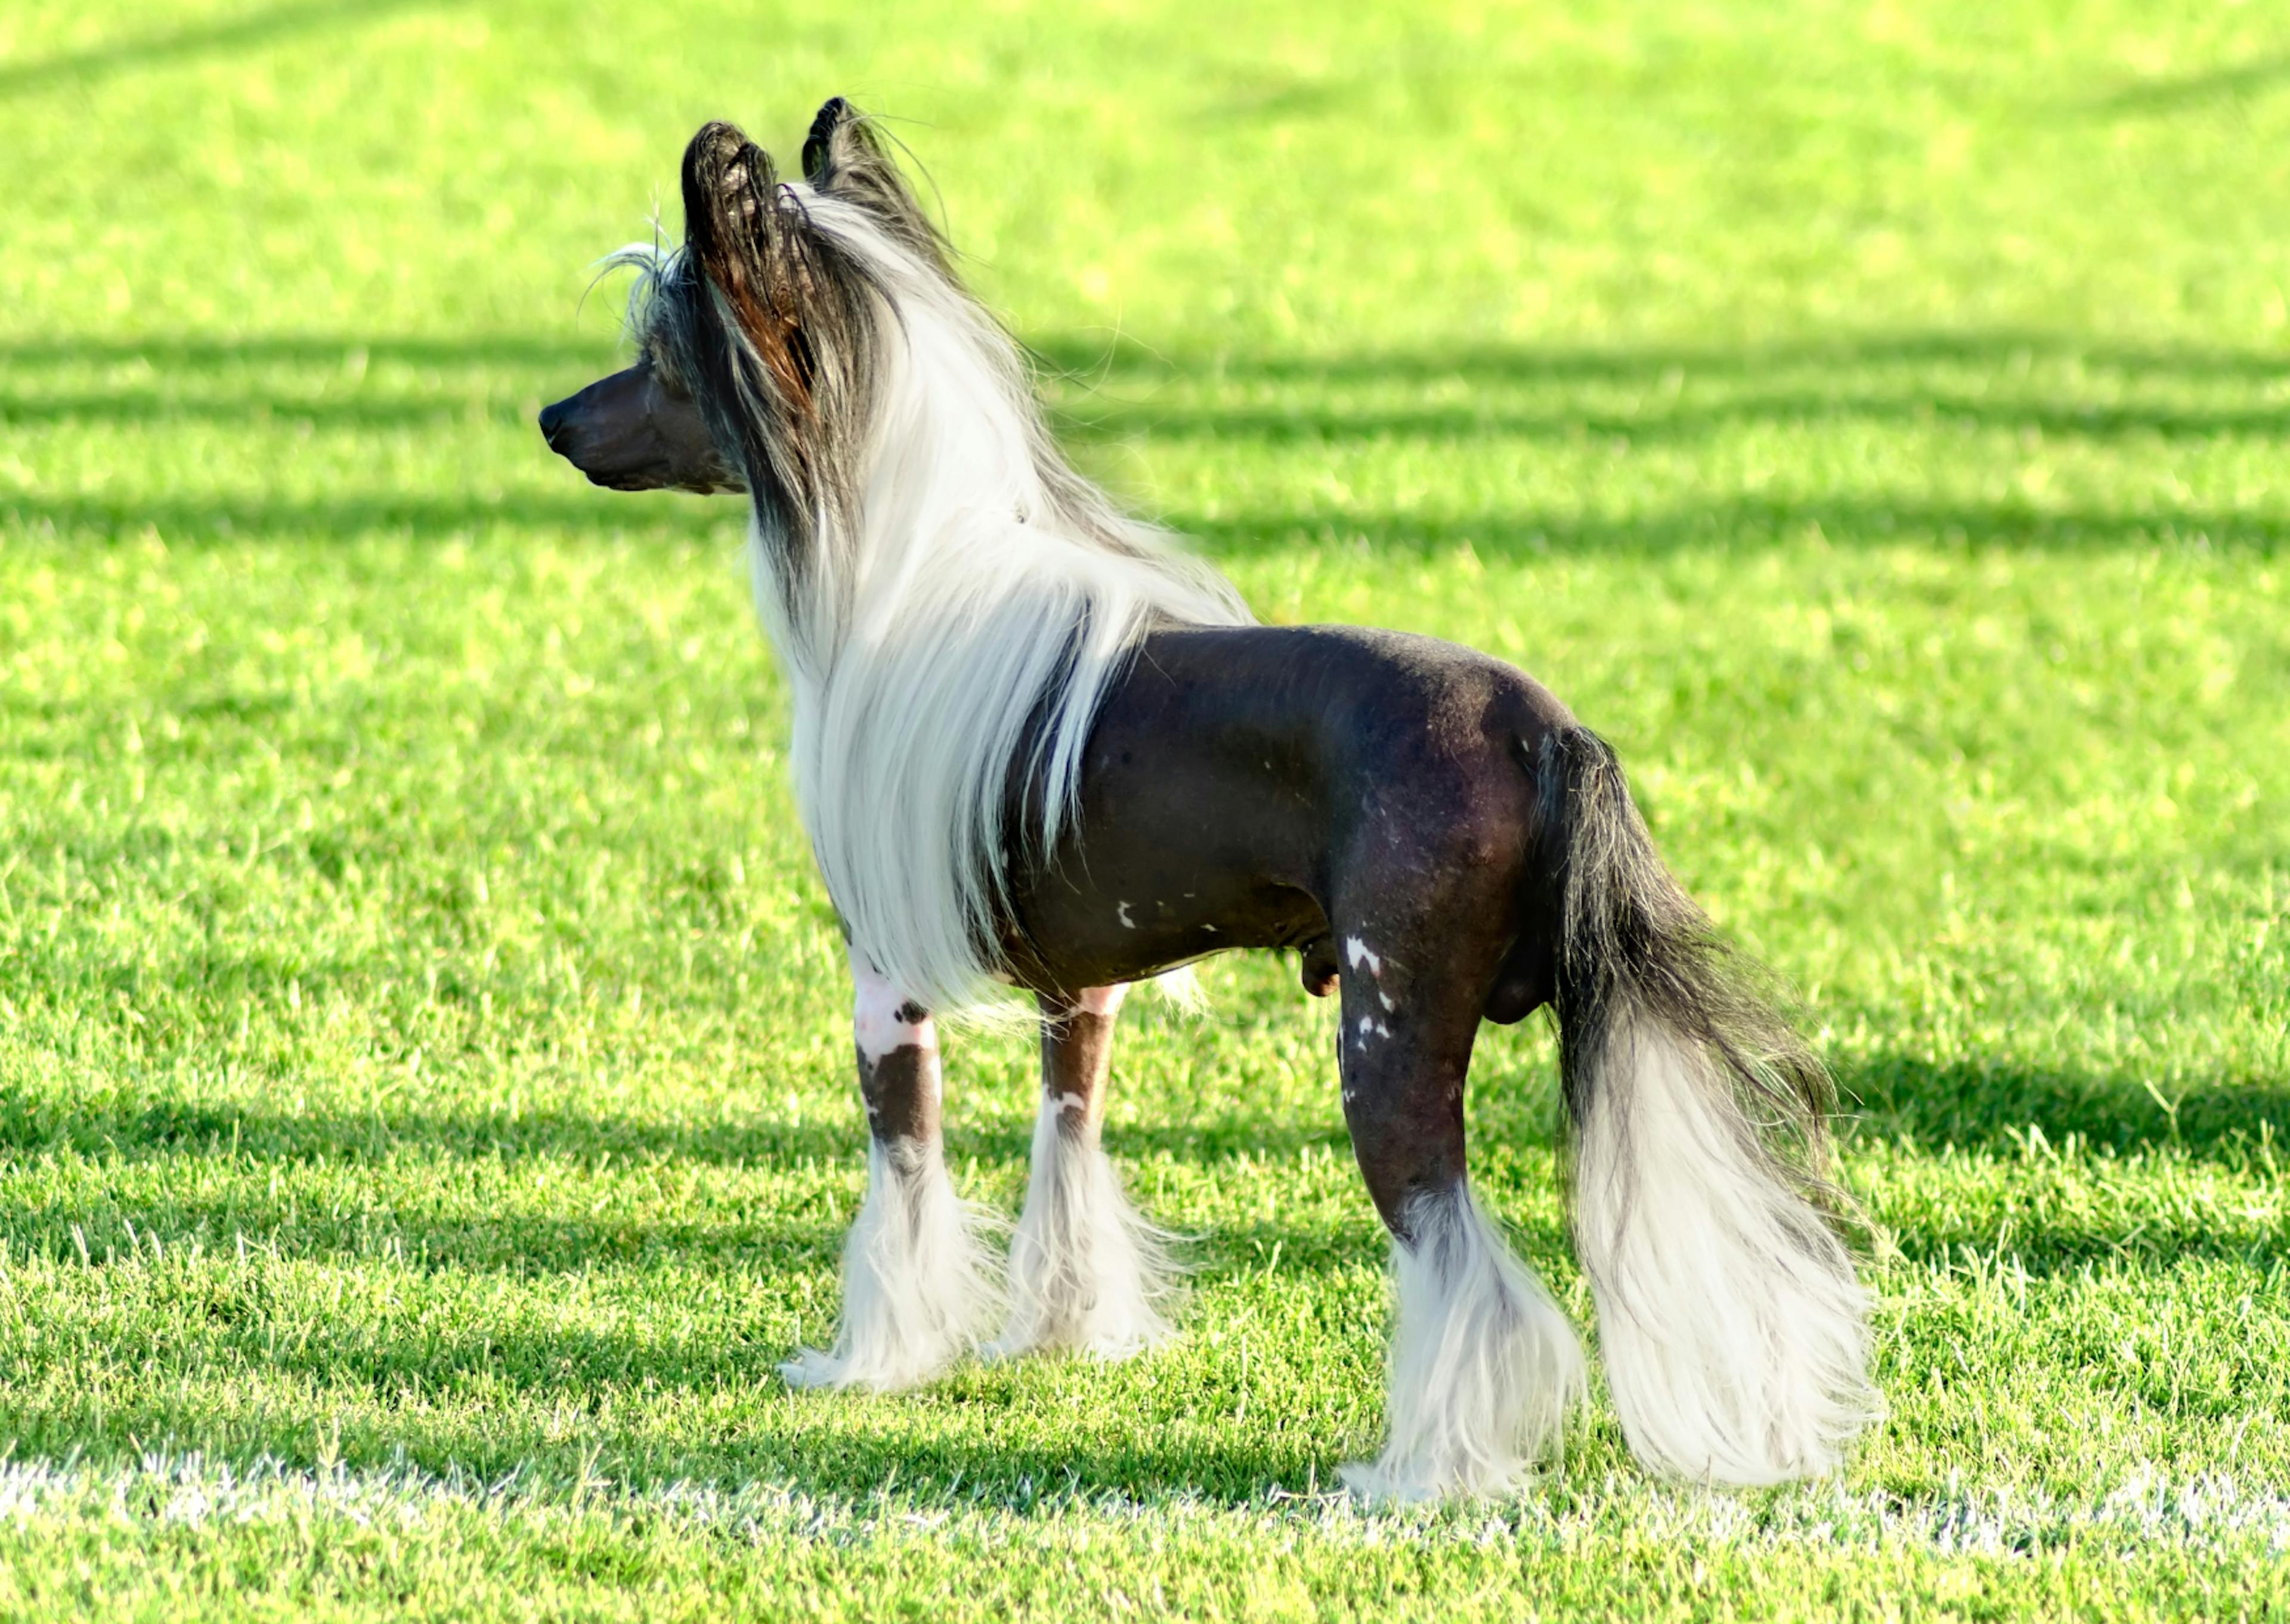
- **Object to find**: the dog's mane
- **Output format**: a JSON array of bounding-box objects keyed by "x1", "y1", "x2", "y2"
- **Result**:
[{"x1": 617, "y1": 157, "x2": 1251, "y2": 1019}]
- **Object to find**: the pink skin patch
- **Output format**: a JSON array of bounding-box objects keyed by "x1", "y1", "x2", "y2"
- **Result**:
[
  {"x1": 1072, "y1": 983, "x2": 1128, "y2": 1019},
  {"x1": 850, "y1": 946, "x2": 939, "y2": 1068}
]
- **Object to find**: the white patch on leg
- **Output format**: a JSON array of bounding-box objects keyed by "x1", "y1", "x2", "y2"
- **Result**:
[
  {"x1": 850, "y1": 947, "x2": 937, "y2": 1067},
  {"x1": 990, "y1": 1090, "x2": 1177, "y2": 1362},
  {"x1": 1573, "y1": 1018, "x2": 1874, "y2": 1484},
  {"x1": 1345, "y1": 937, "x2": 1382, "y2": 976},
  {"x1": 1341, "y1": 1183, "x2": 1586, "y2": 1502},
  {"x1": 779, "y1": 1138, "x2": 1001, "y2": 1391}
]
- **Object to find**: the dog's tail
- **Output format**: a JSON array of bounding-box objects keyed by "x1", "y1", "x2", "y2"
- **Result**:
[{"x1": 1533, "y1": 725, "x2": 1874, "y2": 1484}]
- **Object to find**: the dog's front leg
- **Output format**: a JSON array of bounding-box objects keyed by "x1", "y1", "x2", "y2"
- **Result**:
[
  {"x1": 989, "y1": 984, "x2": 1177, "y2": 1361},
  {"x1": 778, "y1": 949, "x2": 1000, "y2": 1390}
]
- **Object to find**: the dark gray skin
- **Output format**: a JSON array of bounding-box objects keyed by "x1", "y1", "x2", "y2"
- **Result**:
[
  {"x1": 857, "y1": 999, "x2": 938, "y2": 1148},
  {"x1": 1005, "y1": 624, "x2": 1573, "y2": 1232},
  {"x1": 1036, "y1": 989, "x2": 1123, "y2": 1150},
  {"x1": 539, "y1": 372, "x2": 1573, "y2": 1240},
  {"x1": 538, "y1": 359, "x2": 745, "y2": 494}
]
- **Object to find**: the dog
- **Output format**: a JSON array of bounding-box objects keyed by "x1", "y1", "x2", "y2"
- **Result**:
[{"x1": 538, "y1": 100, "x2": 1874, "y2": 1500}]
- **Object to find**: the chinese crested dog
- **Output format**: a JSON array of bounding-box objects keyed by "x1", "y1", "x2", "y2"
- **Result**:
[{"x1": 539, "y1": 100, "x2": 1874, "y2": 1499}]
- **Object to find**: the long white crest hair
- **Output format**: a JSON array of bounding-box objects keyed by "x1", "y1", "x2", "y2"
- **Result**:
[{"x1": 619, "y1": 109, "x2": 1249, "y2": 1018}]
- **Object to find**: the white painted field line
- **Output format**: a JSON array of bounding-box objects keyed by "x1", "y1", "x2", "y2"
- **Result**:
[{"x1": 0, "y1": 1453, "x2": 2282, "y2": 1557}]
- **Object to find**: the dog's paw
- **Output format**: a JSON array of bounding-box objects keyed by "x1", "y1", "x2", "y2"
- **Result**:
[{"x1": 776, "y1": 1347, "x2": 856, "y2": 1389}]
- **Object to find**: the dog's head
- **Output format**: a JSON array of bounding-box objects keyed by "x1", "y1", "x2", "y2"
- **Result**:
[{"x1": 539, "y1": 99, "x2": 945, "y2": 524}]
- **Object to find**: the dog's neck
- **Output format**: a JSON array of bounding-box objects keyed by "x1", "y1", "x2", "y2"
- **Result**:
[{"x1": 738, "y1": 197, "x2": 1249, "y2": 1016}]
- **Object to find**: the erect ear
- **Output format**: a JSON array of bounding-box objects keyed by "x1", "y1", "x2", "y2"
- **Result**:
[
  {"x1": 799, "y1": 97, "x2": 948, "y2": 267},
  {"x1": 680, "y1": 119, "x2": 816, "y2": 404}
]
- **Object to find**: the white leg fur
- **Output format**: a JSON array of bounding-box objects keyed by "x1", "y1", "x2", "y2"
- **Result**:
[
  {"x1": 990, "y1": 1086, "x2": 1176, "y2": 1360},
  {"x1": 1573, "y1": 1018, "x2": 1875, "y2": 1483},
  {"x1": 1342, "y1": 1183, "x2": 1586, "y2": 1502},
  {"x1": 779, "y1": 1137, "x2": 1001, "y2": 1391}
]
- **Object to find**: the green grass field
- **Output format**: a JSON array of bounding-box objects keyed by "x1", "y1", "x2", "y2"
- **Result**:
[{"x1": 3, "y1": 1, "x2": 2289, "y2": 1617}]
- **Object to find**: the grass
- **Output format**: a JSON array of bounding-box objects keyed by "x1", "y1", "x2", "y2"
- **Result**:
[{"x1": 2, "y1": 0, "x2": 2288, "y2": 1616}]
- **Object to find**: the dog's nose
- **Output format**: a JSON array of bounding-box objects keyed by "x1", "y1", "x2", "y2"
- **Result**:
[{"x1": 537, "y1": 396, "x2": 574, "y2": 451}]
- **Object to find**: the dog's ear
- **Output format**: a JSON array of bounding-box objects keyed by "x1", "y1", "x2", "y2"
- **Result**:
[
  {"x1": 680, "y1": 120, "x2": 816, "y2": 405},
  {"x1": 682, "y1": 120, "x2": 783, "y2": 320},
  {"x1": 800, "y1": 97, "x2": 948, "y2": 268}
]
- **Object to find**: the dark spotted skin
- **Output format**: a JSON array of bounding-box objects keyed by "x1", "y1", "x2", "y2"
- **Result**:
[
  {"x1": 856, "y1": 1016, "x2": 939, "y2": 1155},
  {"x1": 993, "y1": 624, "x2": 1578, "y2": 1239},
  {"x1": 1036, "y1": 989, "x2": 1124, "y2": 1148}
]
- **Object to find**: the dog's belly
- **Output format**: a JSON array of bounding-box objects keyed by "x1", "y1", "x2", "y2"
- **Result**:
[
  {"x1": 998, "y1": 622, "x2": 1574, "y2": 1002},
  {"x1": 995, "y1": 637, "x2": 1330, "y2": 993}
]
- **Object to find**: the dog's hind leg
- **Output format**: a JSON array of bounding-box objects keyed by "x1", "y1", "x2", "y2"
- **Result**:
[
  {"x1": 779, "y1": 949, "x2": 1000, "y2": 1391},
  {"x1": 1333, "y1": 906, "x2": 1586, "y2": 1502},
  {"x1": 989, "y1": 984, "x2": 1177, "y2": 1360}
]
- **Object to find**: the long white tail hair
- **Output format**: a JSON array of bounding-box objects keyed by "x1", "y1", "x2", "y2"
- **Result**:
[{"x1": 1542, "y1": 727, "x2": 1876, "y2": 1482}]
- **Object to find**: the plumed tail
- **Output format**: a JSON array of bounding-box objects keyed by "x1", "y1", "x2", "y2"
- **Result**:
[{"x1": 1536, "y1": 727, "x2": 1876, "y2": 1484}]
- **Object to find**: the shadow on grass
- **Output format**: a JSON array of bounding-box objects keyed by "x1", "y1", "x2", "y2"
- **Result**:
[
  {"x1": 1837, "y1": 1049, "x2": 2289, "y2": 1279},
  {"x1": 1026, "y1": 328, "x2": 2290, "y2": 386},
  {"x1": 5, "y1": 1182, "x2": 847, "y2": 1275},
  {"x1": 28, "y1": 326, "x2": 2288, "y2": 382},
  {"x1": 0, "y1": 1092, "x2": 1347, "y2": 1177},
  {"x1": 0, "y1": 1045, "x2": 2279, "y2": 1501},
  {"x1": 9, "y1": 326, "x2": 2288, "y2": 551},
  {"x1": 20, "y1": 380, "x2": 2290, "y2": 451},
  {"x1": 0, "y1": 392, "x2": 547, "y2": 431},
  {"x1": 2093, "y1": 53, "x2": 2290, "y2": 116},
  {"x1": 6, "y1": 485, "x2": 2282, "y2": 557},
  {"x1": 1036, "y1": 327, "x2": 2290, "y2": 459},
  {"x1": 0, "y1": 335, "x2": 607, "y2": 369},
  {"x1": 7, "y1": 1043, "x2": 2279, "y2": 1271},
  {"x1": 0, "y1": 0, "x2": 466, "y2": 96},
  {"x1": 1054, "y1": 395, "x2": 2290, "y2": 447},
  {"x1": 1843, "y1": 1050, "x2": 2290, "y2": 1162},
  {"x1": 0, "y1": 1380, "x2": 1344, "y2": 1508},
  {"x1": 11, "y1": 328, "x2": 2290, "y2": 447},
  {"x1": 0, "y1": 1135, "x2": 1394, "y2": 1505},
  {"x1": 1185, "y1": 498, "x2": 2287, "y2": 560},
  {"x1": 0, "y1": 488, "x2": 722, "y2": 543},
  {"x1": 0, "y1": 330, "x2": 617, "y2": 434}
]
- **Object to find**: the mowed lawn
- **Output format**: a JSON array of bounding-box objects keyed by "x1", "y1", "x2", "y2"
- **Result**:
[{"x1": 2, "y1": 1, "x2": 2288, "y2": 1617}]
